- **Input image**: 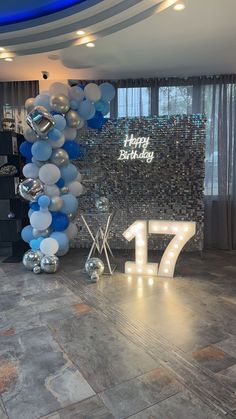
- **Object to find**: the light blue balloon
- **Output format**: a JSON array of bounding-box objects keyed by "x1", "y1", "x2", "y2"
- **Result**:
[
  {"x1": 60, "y1": 163, "x2": 78, "y2": 182},
  {"x1": 54, "y1": 115, "x2": 67, "y2": 131},
  {"x1": 95, "y1": 100, "x2": 109, "y2": 113},
  {"x1": 34, "y1": 94, "x2": 51, "y2": 110},
  {"x1": 100, "y1": 82, "x2": 115, "y2": 102},
  {"x1": 57, "y1": 243, "x2": 69, "y2": 256},
  {"x1": 38, "y1": 195, "x2": 50, "y2": 208},
  {"x1": 48, "y1": 128, "x2": 62, "y2": 141},
  {"x1": 50, "y1": 231, "x2": 69, "y2": 255},
  {"x1": 21, "y1": 225, "x2": 34, "y2": 243},
  {"x1": 32, "y1": 141, "x2": 52, "y2": 161},
  {"x1": 28, "y1": 209, "x2": 34, "y2": 218},
  {"x1": 61, "y1": 194, "x2": 78, "y2": 214},
  {"x1": 78, "y1": 100, "x2": 95, "y2": 120},
  {"x1": 70, "y1": 100, "x2": 79, "y2": 110}
]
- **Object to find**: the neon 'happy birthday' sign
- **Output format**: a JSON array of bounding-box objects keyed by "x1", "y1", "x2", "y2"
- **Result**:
[{"x1": 118, "y1": 134, "x2": 154, "y2": 163}]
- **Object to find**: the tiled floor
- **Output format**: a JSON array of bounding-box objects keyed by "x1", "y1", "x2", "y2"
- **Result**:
[{"x1": 0, "y1": 248, "x2": 236, "y2": 419}]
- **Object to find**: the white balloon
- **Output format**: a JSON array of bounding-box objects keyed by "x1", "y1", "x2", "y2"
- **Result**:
[
  {"x1": 67, "y1": 181, "x2": 83, "y2": 197},
  {"x1": 25, "y1": 97, "x2": 35, "y2": 112},
  {"x1": 49, "y1": 82, "x2": 69, "y2": 97},
  {"x1": 47, "y1": 133, "x2": 65, "y2": 149},
  {"x1": 30, "y1": 211, "x2": 52, "y2": 230},
  {"x1": 40, "y1": 237, "x2": 59, "y2": 256},
  {"x1": 84, "y1": 83, "x2": 101, "y2": 102},
  {"x1": 64, "y1": 223, "x2": 78, "y2": 240},
  {"x1": 44, "y1": 184, "x2": 60, "y2": 197},
  {"x1": 23, "y1": 163, "x2": 39, "y2": 179},
  {"x1": 76, "y1": 172, "x2": 82, "y2": 182},
  {"x1": 64, "y1": 127, "x2": 77, "y2": 141},
  {"x1": 39, "y1": 164, "x2": 61, "y2": 186}
]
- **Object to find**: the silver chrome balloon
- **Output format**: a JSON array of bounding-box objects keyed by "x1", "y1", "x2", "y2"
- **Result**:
[
  {"x1": 18, "y1": 178, "x2": 44, "y2": 202},
  {"x1": 40, "y1": 255, "x2": 60, "y2": 273},
  {"x1": 33, "y1": 228, "x2": 50, "y2": 238},
  {"x1": 49, "y1": 196, "x2": 63, "y2": 211},
  {"x1": 85, "y1": 257, "x2": 104, "y2": 281},
  {"x1": 50, "y1": 149, "x2": 69, "y2": 167},
  {"x1": 27, "y1": 106, "x2": 55, "y2": 137},
  {"x1": 60, "y1": 186, "x2": 69, "y2": 195},
  {"x1": 95, "y1": 197, "x2": 109, "y2": 213},
  {"x1": 33, "y1": 265, "x2": 41, "y2": 274},
  {"x1": 23, "y1": 250, "x2": 42, "y2": 271},
  {"x1": 50, "y1": 94, "x2": 69, "y2": 114},
  {"x1": 66, "y1": 110, "x2": 81, "y2": 128},
  {"x1": 68, "y1": 212, "x2": 77, "y2": 221}
]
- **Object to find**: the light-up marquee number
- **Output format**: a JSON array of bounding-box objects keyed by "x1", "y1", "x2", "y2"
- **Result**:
[
  {"x1": 123, "y1": 220, "x2": 196, "y2": 278},
  {"x1": 123, "y1": 220, "x2": 158, "y2": 276}
]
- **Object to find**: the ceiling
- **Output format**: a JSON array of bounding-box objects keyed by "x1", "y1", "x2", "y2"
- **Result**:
[{"x1": 0, "y1": 0, "x2": 236, "y2": 81}]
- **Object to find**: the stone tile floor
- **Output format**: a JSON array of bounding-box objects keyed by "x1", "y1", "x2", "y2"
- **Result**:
[{"x1": 0, "y1": 248, "x2": 236, "y2": 419}]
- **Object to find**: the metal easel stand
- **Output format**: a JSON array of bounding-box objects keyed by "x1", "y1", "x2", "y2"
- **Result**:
[{"x1": 81, "y1": 212, "x2": 116, "y2": 275}]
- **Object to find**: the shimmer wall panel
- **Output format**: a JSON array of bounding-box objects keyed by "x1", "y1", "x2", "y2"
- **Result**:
[{"x1": 75, "y1": 115, "x2": 206, "y2": 251}]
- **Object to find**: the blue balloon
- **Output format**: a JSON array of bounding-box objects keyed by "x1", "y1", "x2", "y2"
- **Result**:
[
  {"x1": 61, "y1": 194, "x2": 78, "y2": 214},
  {"x1": 56, "y1": 178, "x2": 65, "y2": 188},
  {"x1": 30, "y1": 239, "x2": 39, "y2": 250},
  {"x1": 51, "y1": 212, "x2": 69, "y2": 231},
  {"x1": 28, "y1": 209, "x2": 34, "y2": 218},
  {"x1": 34, "y1": 94, "x2": 51, "y2": 110},
  {"x1": 70, "y1": 100, "x2": 79, "y2": 110},
  {"x1": 63, "y1": 141, "x2": 81, "y2": 160},
  {"x1": 78, "y1": 100, "x2": 95, "y2": 120},
  {"x1": 60, "y1": 163, "x2": 78, "y2": 183},
  {"x1": 87, "y1": 111, "x2": 104, "y2": 130},
  {"x1": 50, "y1": 231, "x2": 69, "y2": 255},
  {"x1": 21, "y1": 225, "x2": 34, "y2": 243},
  {"x1": 95, "y1": 100, "x2": 109, "y2": 115},
  {"x1": 32, "y1": 141, "x2": 52, "y2": 161},
  {"x1": 30, "y1": 237, "x2": 44, "y2": 251},
  {"x1": 30, "y1": 202, "x2": 40, "y2": 211},
  {"x1": 38, "y1": 195, "x2": 50, "y2": 208},
  {"x1": 48, "y1": 128, "x2": 62, "y2": 141},
  {"x1": 53, "y1": 115, "x2": 66, "y2": 131},
  {"x1": 19, "y1": 141, "x2": 32, "y2": 159},
  {"x1": 100, "y1": 82, "x2": 116, "y2": 102}
]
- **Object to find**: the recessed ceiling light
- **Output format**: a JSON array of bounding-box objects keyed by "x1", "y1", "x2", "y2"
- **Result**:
[
  {"x1": 4, "y1": 57, "x2": 13, "y2": 62},
  {"x1": 173, "y1": 2, "x2": 185, "y2": 11},
  {"x1": 86, "y1": 42, "x2": 95, "y2": 48},
  {"x1": 77, "y1": 30, "x2": 85, "y2": 36},
  {"x1": 0, "y1": 47, "x2": 5, "y2": 52}
]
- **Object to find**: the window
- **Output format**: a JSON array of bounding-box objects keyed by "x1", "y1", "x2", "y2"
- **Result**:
[
  {"x1": 118, "y1": 87, "x2": 151, "y2": 118},
  {"x1": 159, "y1": 86, "x2": 193, "y2": 115}
]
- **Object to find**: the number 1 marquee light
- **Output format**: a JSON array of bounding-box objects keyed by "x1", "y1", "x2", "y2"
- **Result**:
[{"x1": 123, "y1": 220, "x2": 196, "y2": 278}]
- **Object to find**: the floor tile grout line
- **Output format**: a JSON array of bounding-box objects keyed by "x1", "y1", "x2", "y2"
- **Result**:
[{"x1": 123, "y1": 391, "x2": 185, "y2": 419}]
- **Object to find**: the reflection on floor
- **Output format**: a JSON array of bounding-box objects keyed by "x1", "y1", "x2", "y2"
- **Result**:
[{"x1": 0, "y1": 248, "x2": 236, "y2": 419}]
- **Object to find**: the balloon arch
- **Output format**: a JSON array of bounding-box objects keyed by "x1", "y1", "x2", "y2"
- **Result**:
[{"x1": 19, "y1": 81, "x2": 115, "y2": 274}]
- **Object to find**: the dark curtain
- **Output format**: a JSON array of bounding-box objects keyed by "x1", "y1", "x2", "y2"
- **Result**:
[{"x1": 0, "y1": 80, "x2": 39, "y2": 129}]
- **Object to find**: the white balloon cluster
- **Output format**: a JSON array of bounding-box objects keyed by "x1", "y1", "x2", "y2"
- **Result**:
[{"x1": 20, "y1": 81, "x2": 115, "y2": 274}]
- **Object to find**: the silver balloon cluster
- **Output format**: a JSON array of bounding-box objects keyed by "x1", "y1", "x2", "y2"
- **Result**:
[
  {"x1": 85, "y1": 257, "x2": 104, "y2": 282},
  {"x1": 23, "y1": 249, "x2": 59, "y2": 274}
]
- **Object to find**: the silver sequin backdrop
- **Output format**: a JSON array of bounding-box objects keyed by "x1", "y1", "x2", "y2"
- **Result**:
[{"x1": 75, "y1": 114, "x2": 206, "y2": 251}]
